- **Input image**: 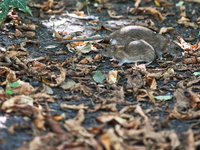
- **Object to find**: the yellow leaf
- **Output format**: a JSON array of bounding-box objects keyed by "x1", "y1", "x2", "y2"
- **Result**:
[{"x1": 154, "y1": 0, "x2": 160, "y2": 6}]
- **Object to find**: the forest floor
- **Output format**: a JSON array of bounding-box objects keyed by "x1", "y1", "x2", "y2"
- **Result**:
[{"x1": 1, "y1": 0, "x2": 200, "y2": 150}]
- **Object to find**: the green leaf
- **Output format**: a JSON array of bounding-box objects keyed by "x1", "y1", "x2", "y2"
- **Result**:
[
  {"x1": 9, "y1": 81, "x2": 19, "y2": 88},
  {"x1": 193, "y1": 72, "x2": 200, "y2": 76},
  {"x1": 154, "y1": 95, "x2": 173, "y2": 101},
  {"x1": 175, "y1": 1, "x2": 184, "y2": 7},
  {"x1": 93, "y1": 70, "x2": 105, "y2": 84},
  {"x1": 21, "y1": 6, "x2": 32, "y2": 16},
  {"x1": 0, "y1": 10, "x2": 8, "y2": 18},
  {"x1": 10, "y1": 0, "x2": 30, "y2": 10},
  {"x1": 0, "y1": 2, "x2": 10, "y2": 11},
  {"x1": 5, "y1": 89, "x2": 14, "y2": 95}
]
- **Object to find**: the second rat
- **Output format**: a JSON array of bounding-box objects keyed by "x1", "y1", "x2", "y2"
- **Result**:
[{"x1": 102, "y1": 39, "x2": 156, "y2": 65}]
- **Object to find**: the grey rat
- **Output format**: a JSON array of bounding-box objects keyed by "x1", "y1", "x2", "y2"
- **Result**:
[
  {"x1": 102, "y1": 39, "x2": 156, "y2": 65},
  {"x1": 46, "y1": 25, "x2": 182, "y2": 59}
]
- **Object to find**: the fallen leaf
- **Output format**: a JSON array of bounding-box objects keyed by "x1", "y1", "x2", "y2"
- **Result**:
[
  {"x1": 93, "y1": 70, "x2": 105, "y2": 84},
  {"x1": 60, "y1": 79, "x2": 76, "y2": 90},
  {"x1": 60, "y1": 103, "x2": 88, "y2": 110}
]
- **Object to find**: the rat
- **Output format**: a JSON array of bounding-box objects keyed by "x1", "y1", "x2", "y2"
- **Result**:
[
  {"x1": 46, "y1": 25, "x2": 182, "y2": 60},
  {"x1": 102, "y1": 39, "x2": 156, "y2": 65}
]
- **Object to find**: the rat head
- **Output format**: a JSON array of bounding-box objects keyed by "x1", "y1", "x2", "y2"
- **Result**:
[
  {"x1": 102, "y1": 45, "x2": 115, "y2": 58},
  {"x1": 161, "y1": 39, "x2": 182, "y2": 57},
  {"x1": 165, "y1": 39, "x2": 183, "y2": 57}
]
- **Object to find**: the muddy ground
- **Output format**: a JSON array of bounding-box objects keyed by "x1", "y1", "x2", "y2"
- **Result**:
[{"x1": 1, "y1": 0, "x2": 200, "y2": 150}]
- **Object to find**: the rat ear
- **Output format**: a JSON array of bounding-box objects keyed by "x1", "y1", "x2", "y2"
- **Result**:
[{"x1": 168, "y1": 38, "x2": 173, "y2": 45}]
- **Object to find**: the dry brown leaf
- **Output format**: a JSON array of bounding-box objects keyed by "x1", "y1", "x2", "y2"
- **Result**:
[
  {"x1": 17, "y1": 133, "x2": 73, "y2": 150},
  {"x1": 45, "y1": 6, "x2": 66, "y2": 14},
  {"x1": 136, "y1": 89, "x2": 149, "y2": 102},
  {"x1": 145, "y1": 75, "x2": 157, "y2": 89},
  {"x1": 64, "y1": 109, "x2": 93, "y2": 138},
  {"x1": 20, "y1": 40, "x2": 39, "y2": 52},
  {"x1": 102, "y1": 88, "x2": 132, "y2": 105},
  {"x1": 45, "y1": 111, "x2": 67, "y2": 134},
  {"x1": 94, "y1": 54, "x2": 102, "y2": 60},
  {"x1": 100, "y1": 128, "x2": 123, "y2": 150},
  {"x1": 6, "y1": 79, "x2": 39, "y2": 95},
  {"x1": 1, "y1": 95, "x2": 34, "y2": 112},
  {"x1": 186, "y1": 129, "x2": 195, "y2": 150},
  {"x1": 24, "y1": 32, "x2": 35, "y2": 39},
  {"x1": 69, "y1": 35, "x2": 88, "y2": 47},
  {"x1": 0, "y1": 87, "x2": 6, "y2": 100},
  {"x1": 132, "y1": 63, "x2": 148, "y2": 75},
  {"x1": 134, "y1": 0, "x2": 142, "y2": 8},
  {"x1": 187, "y1": 90, "x2": 200, "y2": 109},
  {"x1": 175, "y1": 36, "x2": 199, "y2": 51},
  {"x1": 180, "y1": 5, "x2": 186, "y2": 17},
  {"x1": 88, "y1": 103, "x2": 102, "y2": 113},
  {"x1": 119, "y1": 105, "x2": 148, "y2": 122},
  {"x1": 89, "y1": 20, "x2": 100, "y2": 24},
  {"x1": 1, "y1": 95, "x2": 45, "y2": 130},
  {"x1": 182, "y1": 56, "x2": 200, "y2": 64},
  {"x1": 177, "y1": 17, "x2": 198, "y2": 29},
  {"x1": 107, "y1": 70, "x2": 118, "y2": 84},
  {"x1": 92, "y1": 25, "x2": 113, "y2": 32},
  {"x1": 15, "y1": 29, "x2": 23, "y2": 37},
  {"x1": 53, "y1": 28, "x2": 72, "y2": 42},
  {"x1": 142, "y1": 123, "x2": 180, "y2": 149},
  {"x1": 97, "y1": 113, "x2": 129, "y2": 127},
  {"x1": 101, "y1": 103, "x2": 118, "y2": 112},
  {"x1": 7, "y1": 51, "x2": 28, "y2": 58},
  {"x1": 173, "y1": 88, "x2": 190, "y2": 113},
  {"x1": 126, "y1": 71, "x2": 143, "y2": 89},
  {"x1": 53, "y1": 28, "x2": 63, "y2": 41},
  {"x1": 107, "y1": 10, "x2": 123, "y2": 19},
  {"x1": 147, "y1": 89, "x2": 164, "y2": 105},
  {"x1": 42, "y1": 65, "x2": 66, "y2": 87},
  {"x1": 162, "y1": 67, "x2": 176, "y2": 85},
  {"x1": 159, "y1": 27, "x2": 174, "y2": 34},
  {"x1": 75, "y1": 11, "x2": 84, "y2": 16},
  {"x1": 16, "y1": 24, "x2": 36, "y2": 31},
  {"x1": 30, "y1": 93, "x2": 55, "y2": 103},
  {"x1": 130, "y1": 7, "x2": 163, "y2": 23},
  {"x1": 60, "y1": 103, "x2": 88, "y2": 110},
  {"x1": 70, "y1": 83, "x2": 93, "y2": 96},
  {"x1": 79, "y1": 57, "x2": 93, "y2": 64},
  {"x1": 79, "y1": 57, "x2": 89, "y2": 64}
]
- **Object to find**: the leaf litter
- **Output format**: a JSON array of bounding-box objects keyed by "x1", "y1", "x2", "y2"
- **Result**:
[{"x1": 1, "y1": 0, "x2": 200, "y2": 150}]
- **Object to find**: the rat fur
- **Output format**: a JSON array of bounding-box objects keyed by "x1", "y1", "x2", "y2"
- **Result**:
[{"x1": 102, "y1": 39, "x2": 156, "y2": 65}]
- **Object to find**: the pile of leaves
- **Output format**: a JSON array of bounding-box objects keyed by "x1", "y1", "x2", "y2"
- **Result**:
[{"x1": 1, "y1": 0, "x2": 200, "y2": 150}]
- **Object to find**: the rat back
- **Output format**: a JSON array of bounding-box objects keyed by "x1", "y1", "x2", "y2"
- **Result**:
[{"x1": 123, "y1": 39, "x2": 156, "y2": 63}]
